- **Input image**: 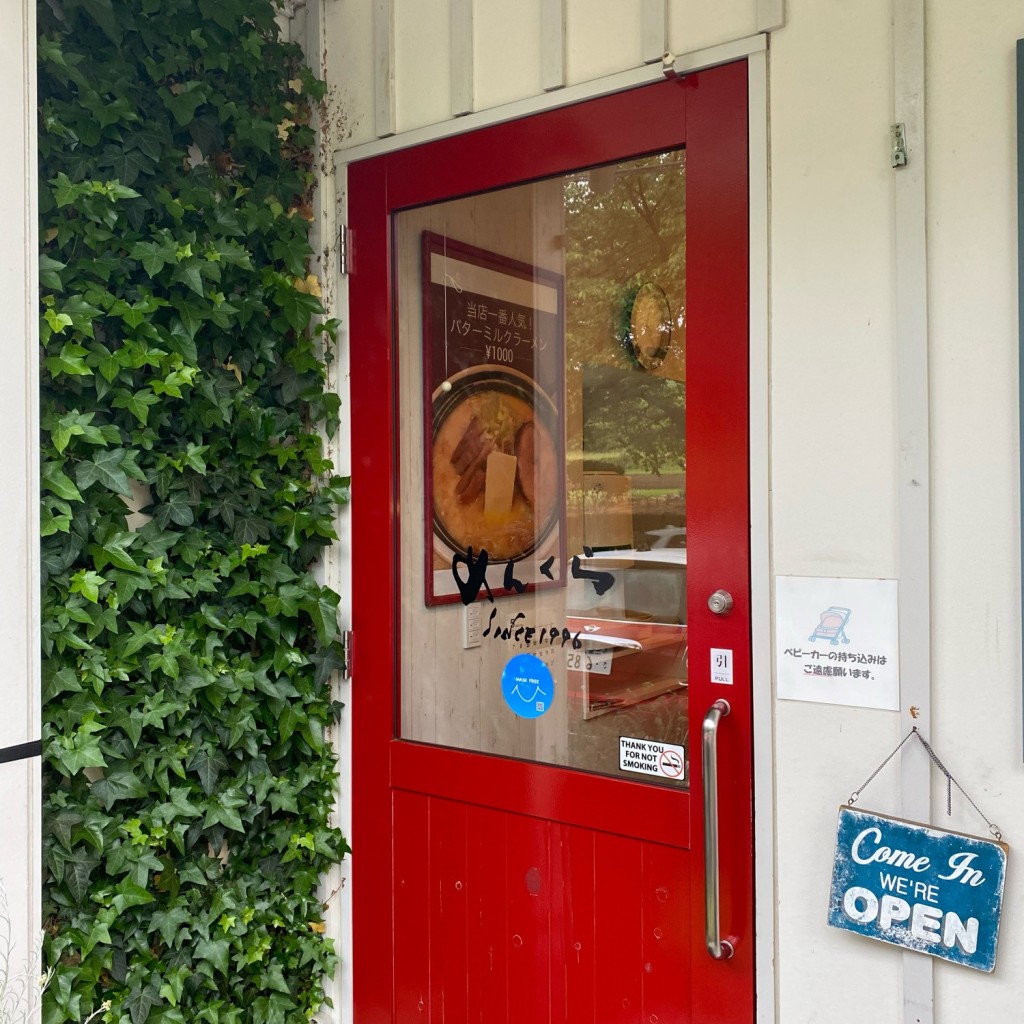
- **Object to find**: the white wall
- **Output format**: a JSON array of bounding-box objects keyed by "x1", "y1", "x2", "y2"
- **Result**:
[
  {"x1": 769, "y1": 2, "x2": 903, "y2": 1021},
  {"x1": 927, "y1": 1, "x2": 1024, "y2": 1016},
  {"x1": 324, "y1": 0, "x2": 1024, "y2": 1021},
  {"x1": 767, "y1": 0, "x2": 1024, "y2": 1018},
  {"x1": 0, "y1": 0, "x2": 41, "y2": 1009}
]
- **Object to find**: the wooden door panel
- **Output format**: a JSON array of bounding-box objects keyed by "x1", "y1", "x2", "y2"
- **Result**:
[
  {"x1": 393, "y1": 790, "x2": 431, "y2": 1023},
  {"x1": 390, "y1": 742, "x2": 691, "y2": 848},
  {"x1": 593, "y1": 831, "x2": 645, "y2": 1023},
  {"x1": 430, "y1": 798, "x2": 470, "y2": 1021},
  {"x1": 560, "y1": 824, "x2": 597, "y2": 1023},
  {"x1": 466, "y1": 805, "x2": 510, "y2": 1024},
  {"x1": 642, "y1": 841, "x2": 693, "y2": 1024},
  {"x1": 392, "y1": 798, "x2": 694, "y2": 1023},
  {"x1": 504, "y1": 810, "x2": 556, "y2": 1022}
]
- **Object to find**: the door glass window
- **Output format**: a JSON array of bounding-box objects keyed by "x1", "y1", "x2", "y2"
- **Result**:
[{"x1": 395, "y1": 150, "x2": 688, "y2": 786}]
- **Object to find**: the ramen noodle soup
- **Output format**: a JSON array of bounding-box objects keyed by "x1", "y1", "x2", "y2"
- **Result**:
[{"x1": 433, "y1": 388, "x2": 557, "y2": 561}]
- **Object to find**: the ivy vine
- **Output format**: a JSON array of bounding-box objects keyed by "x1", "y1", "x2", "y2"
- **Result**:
[{"x1": 38, "y1": 2, "x2": 348, "y2": 1022}]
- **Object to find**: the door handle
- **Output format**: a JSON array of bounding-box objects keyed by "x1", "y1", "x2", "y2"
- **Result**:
[{"x1": 702, "y1": 698, "x2": 735, "y2": 960}]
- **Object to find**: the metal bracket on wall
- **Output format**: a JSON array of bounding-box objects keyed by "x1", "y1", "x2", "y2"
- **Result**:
[
  {"x1": 341, "y1": 629, "x2": 353, "y2": 680},
  {"x1": 891, "y1": 123, "x2": 908, "y2": 168},
  {"x1": 338, "y1": 226, "x2": 351, "y2": 276}
]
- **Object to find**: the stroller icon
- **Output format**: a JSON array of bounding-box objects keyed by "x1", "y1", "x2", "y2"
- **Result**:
[{"x1": 809, "y1": 606, "x2": 852, "y2": 646}]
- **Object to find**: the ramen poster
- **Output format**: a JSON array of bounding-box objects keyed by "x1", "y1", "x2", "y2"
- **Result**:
[{"x1": 421, "y1": 232, "x2": 565, "y2": 605}]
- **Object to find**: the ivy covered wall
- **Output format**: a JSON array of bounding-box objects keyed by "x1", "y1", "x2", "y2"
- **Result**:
[{"x1": 37, "y1": 1, "x2": 347, "y2": 1021}]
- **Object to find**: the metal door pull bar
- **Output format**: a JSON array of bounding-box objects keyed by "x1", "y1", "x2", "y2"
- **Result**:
[{"x1": 702, "y1": 699, "x2": 734, "y2": 960}]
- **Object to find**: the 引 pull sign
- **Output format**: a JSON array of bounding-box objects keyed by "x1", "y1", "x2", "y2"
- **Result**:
[{"x1": 828, "y1": 806, "x2": 1008, "y2": 972}]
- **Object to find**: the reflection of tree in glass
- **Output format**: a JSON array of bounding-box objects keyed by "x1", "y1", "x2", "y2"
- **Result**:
[
  {"x1": 582, "y1": 367, "x2": 685, "y2": 476},
  {"x1": 563, "y1": 151, "x2": 686, "y2": 476}
]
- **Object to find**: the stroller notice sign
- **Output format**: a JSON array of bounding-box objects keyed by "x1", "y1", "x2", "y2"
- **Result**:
[{"x1": 775, "y1": 576, "x2": 899, "y2": 710}]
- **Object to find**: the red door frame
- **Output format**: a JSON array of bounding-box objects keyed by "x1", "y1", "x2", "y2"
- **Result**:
[{"x1": 348, "y1": 62, "x2": 751, "y2": 1023}]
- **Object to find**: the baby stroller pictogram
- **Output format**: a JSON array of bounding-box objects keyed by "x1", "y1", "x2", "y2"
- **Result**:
[{"x1": 808, "y1": 606, "x2": 852, "y2": 645}]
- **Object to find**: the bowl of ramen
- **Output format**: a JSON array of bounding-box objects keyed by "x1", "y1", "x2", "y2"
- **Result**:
[{"x1": 431, "y1": 366, "x2": 560, "y2": 563}]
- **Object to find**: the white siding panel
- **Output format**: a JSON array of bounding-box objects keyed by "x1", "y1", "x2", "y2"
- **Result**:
[
  {"x1": 0, "y1": 0, "x2": 40, "y2": 1005},
  {"x1": 565, "y1": 0, "x2": 644, "y2": 85},
  {"x1": 770, "y1": 0, "x2": 901, "y2": 1020},
  {"x1": 396, "y1": 2, "x2": 452, "y2": 133},
  {"x1": 641, "y1": 0, "x2": 668, "y2": 63},
  {"x1": 770, "y1": 0, "x2": 897, "y2": 578},
  {"x1": 667, "y1": 0, "x2": 756, "y2": 57},
  {"x1": 775, "y1": 707, "x2": 902, "y2": 1023},
  {"x1": 450, "y1": 0, "x2": 474, "y2": 115},
  {"x1": 928, "y1": 1, "x2": 1024, "y2": 1017},
  {"x1": 327, "y1": 1, "x2": 775, "y2": 147},
  {"x1": 374, "y1": 0, "x2": 397, "y2": 135},
  {"x1": 323, "y1": 0, "x2": 376, "y2": 147},
  {"x1": 474, "y1": 0, "x2": 544, "y2": 109}
]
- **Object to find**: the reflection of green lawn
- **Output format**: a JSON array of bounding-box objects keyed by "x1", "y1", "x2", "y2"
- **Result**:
[
  {"x1": 576, "y1": 451, "x2": 685, "y2": 476},
  {"x1": 632, "y1": 488, "x2": 684, "y2": 499}
]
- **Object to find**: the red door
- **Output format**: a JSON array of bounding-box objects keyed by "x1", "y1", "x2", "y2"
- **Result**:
[{"x1": 349, "y1": 62, "x2": 751, "y2": 1023}]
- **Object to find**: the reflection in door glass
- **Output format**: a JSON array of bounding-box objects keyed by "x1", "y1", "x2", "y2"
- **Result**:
[{"x1": 395, "y1": 150, "x2": 688, "y2": 787}]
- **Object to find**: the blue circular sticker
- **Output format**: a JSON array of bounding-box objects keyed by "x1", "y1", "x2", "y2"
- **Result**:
[{"x1": 501, "y1": 653, "x2": 554, "y2": 719}]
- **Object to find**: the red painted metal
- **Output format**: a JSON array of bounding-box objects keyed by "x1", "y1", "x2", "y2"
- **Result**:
[
  {"x1": 349, "y1": 152, "x2": 396, "y2": 1024},
  {"x1": 683, "y1": 62, "x2": 753, "y2": 1024},
  {"x1": 349, "y1": 63, "x2": 751, "y2": 1023}
]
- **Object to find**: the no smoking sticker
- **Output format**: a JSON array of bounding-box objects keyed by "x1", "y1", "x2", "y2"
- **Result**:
[{"x1": 619, "y1": 736, "x2": 687, "y2": 781}]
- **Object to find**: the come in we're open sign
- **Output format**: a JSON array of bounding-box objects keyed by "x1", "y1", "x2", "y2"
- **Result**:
[{"x1": 828, "y1": 806, "x2": 1008, "y2": 972}]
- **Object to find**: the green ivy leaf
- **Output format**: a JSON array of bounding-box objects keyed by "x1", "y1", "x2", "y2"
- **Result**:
[
  {"x1": 49, "y1": 809, "x2": 83, "y2": 853},
  {"x1": 42, "y1": 666, "x2": 83, "y2": 702},
  {"x1": 112, "y1": 878, "x2": 156, "y2": 913},
  {"x1": 161, "y1": 82, "x2": 208, "y2": 127},
  {"x1": 153, "y1": 489, "x2": 194, "y2": 528},
  {"x1": 41, "y1": 255, "x2": 68, "y2": 288},
  {"x1": 311, "y1": 640, "x2": 346, "y2": 687},
  {"x1": 46, "y1": 342, "x2": 93, "y2": 377},
  {"x1": 304, "y1": 589, "x2": 340, "y2": 645},
  {"x1": 40, "y1": 6, "x2": 348, "y2": 1020},
  {"x1": 195, "y1": 936, "x2": 230, "y2": 975},
  {"x1": 70, "y1": 568, "x2": 106, "y2": 603},
  {"x1": 123, "y1": 981, "x2": 160, "y2": 1024},
  {"x1": 79, "y1": 0, "x2": 123, "y2": 45},
  {"x1": 112, "y1": 387, "x2": 160, "y2": 425},
  {"x1": 151, "y1": 904, "x2": 191, "y2": 948},
  {"x1": 172, "y1": 262, "x2": 205, "y2": 297},
  {"x1": 188, "y1": 747, "x2": 228, "y2": 796},
  {"x1": 75, "y1": 448, "x2": 134, "y2": 495},
  {"x1": 65, "y1": 857, "x2": 94, "y2": 905},
  {"x1": 92, "y1": 768, "x2": 149, "y2": 810},
  {"x1": 107, "y1": 148, "x2": 148, "y2": 187},
  {"x1": 92, "y1": 532, "x2": 142, "y2": 572},
  {"x1": 41, "y1": 461, "x2": 84, "y2": 501}
]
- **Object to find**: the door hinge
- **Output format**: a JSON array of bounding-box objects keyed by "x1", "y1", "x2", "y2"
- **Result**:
[
  {"x1": 891, "y1": 123, "x2": 908, "y2": 168},
  {"x1": 339, "y1": 226, "x2": 351, "y2": 275},
  {"x1": 341, "y1": 629, "x2": 352, "y2": 680}
]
